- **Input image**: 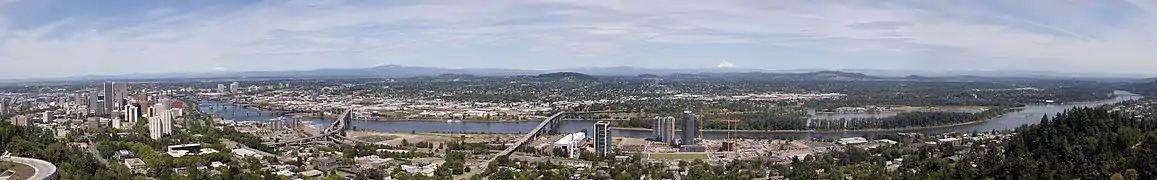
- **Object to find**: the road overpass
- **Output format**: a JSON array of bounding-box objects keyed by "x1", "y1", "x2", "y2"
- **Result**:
[{"x1": 270, "y1": 109, "x2": 355, "y2": 146}]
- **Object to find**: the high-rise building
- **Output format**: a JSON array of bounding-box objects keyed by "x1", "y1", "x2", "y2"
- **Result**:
[
  {"x1": 680, "y1": 111, "x2": 700, "y2": 146},
  {"x1": 161, "y1": 110, "x2": 173, "y2": 135},
  {"x1": 653, "y1": 116, "x2": 677, "y2": 144},
  {"x1": 88, "y1": 91, "x2": 101, "y2": 115},
  {"x1": 42, "y1": 111, "x2": 53, "y2": 123},
  {"x1": 659, "y1": 116, "x2": 677, "y2": 146},
  {"x1": 652, "y1": 116, "x2": 662, "y2": 140},
  {"x1": 138, "y1": 94, "x2": 149, "y2": 117},
  {"x1": 103, "y1": 82, "x2": 115, "y2": 115},
  {"x1": 8, "y1": 115, "x2": 29, "y2": 127},
  {"x1": 217, "y1": 84, "x2": 227, "y2": 93},
  {"x1": 0, "y1": 98, "x2": 8, "y2": 115},
  {"x1": 593, "y1": 121, "x2": 612, "y2": 157},
  {"x1": 269, "y1": 117, "x2": 285, "y2": 132},
  {"x1": 124, "y1": 104, "x2": 140, "y2": 125},
  {"x1": 229, "y1": 82, "x2": 241, "y2": 93},
  {"x1": 148, "y1": 116, "x2": 162, "y2": 140},
  {"x1": 148, "y1": 110, "x2": 174, "y2": 140},
  {"x1": 113, "y1": 83, "x2": 128, "y2": 108},
  {"x1": 153, "y1": 99, "x2": 172, "y2": 118}
]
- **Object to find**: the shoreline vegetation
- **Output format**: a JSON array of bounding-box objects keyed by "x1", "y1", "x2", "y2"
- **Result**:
[{"x1": 611, "y1": 118, "x2": 991, "y2": 133}]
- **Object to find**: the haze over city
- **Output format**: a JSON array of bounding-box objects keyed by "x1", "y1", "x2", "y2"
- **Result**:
[{"x1": 2, "y1": 0, "x2": 1157, "y2": 79}]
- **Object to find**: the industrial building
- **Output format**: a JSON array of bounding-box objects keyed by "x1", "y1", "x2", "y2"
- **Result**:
[
  {"x1": 552, "y1": 132, "x2": 586, "y2": 158},
  {"x1": 593, "y1": 121, "x2": 612, "y2": 157}
]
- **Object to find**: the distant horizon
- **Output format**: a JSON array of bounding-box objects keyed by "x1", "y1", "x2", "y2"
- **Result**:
[
  {"x1": 6, "y1": 64, "x2": 1152, "y2": 82},
  {"x1": 4, "y1": 1, "x2": 1157, "y2": 79}
]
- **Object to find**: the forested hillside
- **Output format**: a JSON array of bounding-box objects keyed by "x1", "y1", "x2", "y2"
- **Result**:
[{"x1": 788, "y1": 108, "x2": 1157, "y2": 179}]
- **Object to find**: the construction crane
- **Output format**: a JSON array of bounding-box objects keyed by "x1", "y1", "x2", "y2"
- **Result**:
[{"x1": 710, "y1": 119, "x2": 742, "y2": 152}]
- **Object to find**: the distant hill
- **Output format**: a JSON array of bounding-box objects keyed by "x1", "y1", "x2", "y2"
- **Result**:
[
  {"x1": 636, "y1": 74, "x2": 660, "y2": 78},
  {"x1": 534, "y1": 72, "x2": 596, "y2": 80},
  {"x1": 5, "y1": 64, "x2": 1152, "y2": 84}
]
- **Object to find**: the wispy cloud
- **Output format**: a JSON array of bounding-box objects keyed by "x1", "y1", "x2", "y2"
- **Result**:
[{"x1": 0, "y1": 0, "x2": 1156, "y2": 78}]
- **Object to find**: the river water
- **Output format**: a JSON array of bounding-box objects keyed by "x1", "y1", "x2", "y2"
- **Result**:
[{"x1": 198, "y1": 91, "x2": 1142, "y2": 139}]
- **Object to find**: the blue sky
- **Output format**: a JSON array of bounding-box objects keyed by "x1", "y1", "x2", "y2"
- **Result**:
[{"x1": 2, "y1": 0, "x2": 1157, "y2": 79}]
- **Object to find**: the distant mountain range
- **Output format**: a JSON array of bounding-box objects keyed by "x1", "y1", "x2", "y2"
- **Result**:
[{"x1": 6, "y1": 65, "x2": 1155, "y2": 83}]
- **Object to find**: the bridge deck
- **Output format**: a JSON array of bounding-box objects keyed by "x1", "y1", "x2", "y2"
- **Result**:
[
  {"x1": 486, "y1": 112, "x2": 567, "y2": 169},
  {"x1": 271, "y1": 109, "x2": 353, "y2": 146}
]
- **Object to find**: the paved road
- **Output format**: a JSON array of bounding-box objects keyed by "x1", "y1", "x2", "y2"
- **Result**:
[
  {"x1": 4, "y1": 156, "x2": 58, "y2": 180},
  {"x1": 86, "y1": 138, "x2": 110, "y2": 166}
]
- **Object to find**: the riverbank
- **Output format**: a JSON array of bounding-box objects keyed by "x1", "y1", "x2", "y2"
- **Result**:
[{"x1": 612, "y1": 119, "x2": 993, "y2": 133}]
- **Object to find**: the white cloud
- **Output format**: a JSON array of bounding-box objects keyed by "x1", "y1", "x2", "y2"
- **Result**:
[{"x1": 0, "y1": 0, "x2": 1156, "y2": 78}]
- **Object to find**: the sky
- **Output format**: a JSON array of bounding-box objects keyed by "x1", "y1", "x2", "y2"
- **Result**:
[{"x1": 2, "y1": 0, "x2": 1157, "y2": 79}]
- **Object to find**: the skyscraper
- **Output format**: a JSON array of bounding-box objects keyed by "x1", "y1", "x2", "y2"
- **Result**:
[
  {"x1": 680, "y1": 111, "x2": 700, "y2": 146},
  {"x1": 138, "y1": 94, "x2": 149, "y2": 117},
  {"x1": 593, "y1": 121, "x2": 612, "y2": 157},
  {"x1": 88, "y1": 91, "x2": 101, "y2": 115},
  {"x1": 103, "y1": 82, "x2": 115, "y2": 115},
  {"x1": 217, "y1": 84, "x2": 227, "y2": 93},
  {"x1": 113, "y1": 83, "x2": 128, "y2": 108},
  {"x1": 42, "y1": 111, "x2": 53, "y2": 123}
]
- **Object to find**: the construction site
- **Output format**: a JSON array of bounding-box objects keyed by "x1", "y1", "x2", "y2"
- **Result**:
[{"x1": 612, "y1": 110, "x2": 839, "y2": 165}]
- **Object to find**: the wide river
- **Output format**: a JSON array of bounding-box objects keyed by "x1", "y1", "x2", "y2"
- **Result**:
[{"x1": 199, "y1": 91, "x2": 1141, "y2": 139}]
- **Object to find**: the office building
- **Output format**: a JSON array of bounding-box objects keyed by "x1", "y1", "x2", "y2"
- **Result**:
[
  {"x1": 8, "y1": 115, "x2": 29, "y2": 127},
  {"x1": 138, "y1": 94, "x2": 150, "y2": 117},
  {"x1": 152, "y1": 99, "x2": 172, "y2": 118},
  {"x1": 593, "y1": 121, "x2": 612, "y2": 157},
  {"x1": 88, "y1": 91, "x2": 101, "y2": 115},
  {"x1": 217, "y1": 84, "x2": 227, "y2": 93},
  {"x1": 229, "y1": 82, "x2": 241, "y2": 93},
  {"x1": 103, "y1": 82, "x2": 115, "y2": 115},
  {"x1": 113, "y1": 83, "x2": 128, "y2": 107},
  {"x1": 42, "y1": 111, "x2": 53, "y2": 123}
]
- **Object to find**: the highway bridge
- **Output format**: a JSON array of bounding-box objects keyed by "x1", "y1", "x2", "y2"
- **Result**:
[
  {"x1": 270, "y1": 109, "x2": 356, "y2": 146},
  {"x1": 481, "y1": 110, "x2": 623, "y2": 172}
]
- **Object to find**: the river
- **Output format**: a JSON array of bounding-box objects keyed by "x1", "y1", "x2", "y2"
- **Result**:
[{"x1": 198, "y1": 91, "x2": 1142, "y2": 139}]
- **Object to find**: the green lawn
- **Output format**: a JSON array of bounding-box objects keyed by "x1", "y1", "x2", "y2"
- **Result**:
[{"x1": 649, "y1": 153, "x2": 709, "y2": 160}]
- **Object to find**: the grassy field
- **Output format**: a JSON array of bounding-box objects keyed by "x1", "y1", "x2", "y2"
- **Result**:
[{"x1": 649, "y1": 153, "x2": 709, "y2": 160}]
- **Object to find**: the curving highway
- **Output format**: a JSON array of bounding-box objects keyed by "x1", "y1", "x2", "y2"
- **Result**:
[
  {"x1": 271, "y1": 109, "x2": 353, "y2": 146},
  {"x1": 3, "y1": 156, "x2": 58, "y2": 180}
]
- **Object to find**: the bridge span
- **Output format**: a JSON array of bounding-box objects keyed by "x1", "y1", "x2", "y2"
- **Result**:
[{"x1": 270, "y1": 109, "x2": 356, "y2": 146}]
